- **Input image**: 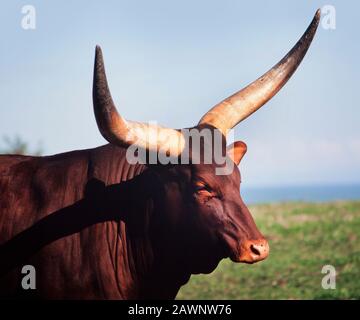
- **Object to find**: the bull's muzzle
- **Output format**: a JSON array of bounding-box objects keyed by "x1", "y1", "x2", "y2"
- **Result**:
[{"x1": 232, "y1": 238, "x2": 270, "y2": 264}]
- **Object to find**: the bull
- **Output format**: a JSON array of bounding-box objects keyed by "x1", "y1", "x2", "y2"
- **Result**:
[{"x1": 0, "y1": 11, "x2": 320, "y2": 299}]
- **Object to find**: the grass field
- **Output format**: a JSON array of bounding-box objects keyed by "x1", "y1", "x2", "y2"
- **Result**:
[{"x1": 177, "y1": 201, "x2": 360, "y2": 300}]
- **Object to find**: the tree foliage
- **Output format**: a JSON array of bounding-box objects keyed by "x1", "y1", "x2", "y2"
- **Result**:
[{"x1": 0, "y1": 135, "x2": 43, "y2": 156}]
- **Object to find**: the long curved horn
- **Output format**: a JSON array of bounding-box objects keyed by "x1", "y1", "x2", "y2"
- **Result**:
[
  {"x1": 198, "y1": 9, "x2": 321, "y2": 136},
  {"x1": 93, "y1": 46, "x2": 185, "y2": 155}
]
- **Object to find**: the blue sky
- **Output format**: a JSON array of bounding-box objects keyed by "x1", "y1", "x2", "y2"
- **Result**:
[{"x1": 0, "y1": 1, "x2": 359, "y2": 187}]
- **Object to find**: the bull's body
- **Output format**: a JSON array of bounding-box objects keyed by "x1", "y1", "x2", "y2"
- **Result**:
[{"x1": 0, "y1": 145, "x2": 187, "y2": 299}]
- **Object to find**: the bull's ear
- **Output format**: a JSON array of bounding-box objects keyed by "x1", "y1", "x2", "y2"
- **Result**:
[{"x1": 227, "y1": 141, "x2": 247, "y2": 166}]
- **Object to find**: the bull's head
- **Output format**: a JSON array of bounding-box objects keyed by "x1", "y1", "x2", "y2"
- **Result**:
[{"x1": 92, "y1": 11, "x2": 320, "y2": 274}]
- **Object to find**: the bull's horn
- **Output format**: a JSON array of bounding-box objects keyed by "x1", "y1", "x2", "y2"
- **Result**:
[
  {"x1": 198, "y1": 9, "x2": 321, "y2": 136},
  {"x1": 93, "y1": 46, "x2": 185, "y2": 155}
]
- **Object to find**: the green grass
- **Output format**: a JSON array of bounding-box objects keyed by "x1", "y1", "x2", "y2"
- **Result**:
[{"x1": 177, "y1": 201, "x2": 360, "y2": 300}]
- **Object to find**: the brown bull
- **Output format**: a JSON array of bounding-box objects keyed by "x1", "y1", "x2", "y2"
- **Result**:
[{"x1": 0, "y1": 11, "x2": 320, "y2": 299}]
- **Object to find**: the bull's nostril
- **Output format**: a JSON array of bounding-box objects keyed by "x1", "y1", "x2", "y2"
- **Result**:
[
  {"x1": 236, "y1": 240, "x2": 269, "y2": 263},
  {"x1": 250, "y1": 244, "x2": 261, "y2": 256}
]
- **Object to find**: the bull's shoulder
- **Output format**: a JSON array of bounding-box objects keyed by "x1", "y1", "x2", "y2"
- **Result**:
[
  {"x1": 0, "y1": 144, "x2": 146, "y2": 218},
  {"x1": 0, "y1": 148, "x2": 95, "y2": 244},
  {"x1": 0, "y1": 149, "x2": 90, "y2": 214},
  {"x1": 0, "y1": 144, "x2": 146, "y2": 214}
]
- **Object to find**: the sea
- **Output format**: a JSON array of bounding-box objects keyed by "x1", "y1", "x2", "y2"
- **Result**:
[{"x1": 241, "y1": 184, "x2": 360, "y2": 205}]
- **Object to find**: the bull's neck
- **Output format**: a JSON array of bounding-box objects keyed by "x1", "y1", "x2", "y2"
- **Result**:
[{"x1": 97, "y1": 170, "x2": 190, "y2": 299}]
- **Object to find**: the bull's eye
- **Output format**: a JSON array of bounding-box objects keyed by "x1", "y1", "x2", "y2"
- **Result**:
[{"x1": 194, "y1": 183, "x2": 216, "y2": 198}]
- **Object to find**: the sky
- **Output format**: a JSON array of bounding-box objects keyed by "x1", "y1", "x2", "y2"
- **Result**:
[{"x1": 0, "y1": 0, "x2": 359, "y2": 187}]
